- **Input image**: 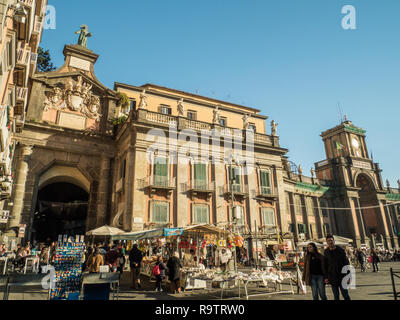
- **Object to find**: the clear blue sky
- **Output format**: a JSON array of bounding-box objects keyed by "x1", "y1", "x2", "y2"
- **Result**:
[{"x1": 41, "y1": 0, "x2": 400, "y2": 186}]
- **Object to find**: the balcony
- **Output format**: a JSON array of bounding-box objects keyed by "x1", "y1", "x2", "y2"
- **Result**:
[
  {"x1": 33, "y1": 16, "x2": 43, "y2": 34},
  {"x1": 135, "y1": 109, "x2": 279, "y2": 147},
  {"x1": 16, "y1": 86, "x2": 28, "y2": 104},
  {"x1": 17, "y1": 0, "x2": 34, "y2": 7},
  {"x1": 15, "y1": 114, "x2": 25, "y2": 132},
  {"x1": 184, "y1": 180, "x2": 214, "y2": 200},
  {"x1": 255, "y1": 187, "x2": 278, "y2": 202},
  {"x1": 140, "y1": 175, "x2": 176, "y2": 199},
  {"x1": 259, "y1": 225, "x2": 278, "y2": 235},
  {"x1": 222, "y1": 183, "x2": 249, "y2": 199}
]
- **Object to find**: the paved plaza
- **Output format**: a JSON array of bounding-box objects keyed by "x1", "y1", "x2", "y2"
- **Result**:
[{"x1": 2, "y1": 262, "x2": 400, "y2": 300}]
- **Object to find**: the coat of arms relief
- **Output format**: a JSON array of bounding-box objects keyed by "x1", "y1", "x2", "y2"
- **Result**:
[{"x1": 44, "y1": 76, "x2": 101, "y2": 122}]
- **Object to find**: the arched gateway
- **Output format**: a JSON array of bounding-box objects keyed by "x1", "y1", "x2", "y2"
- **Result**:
[{"x1": 4, "y1": 43, "x2": 118, "y2": 241}]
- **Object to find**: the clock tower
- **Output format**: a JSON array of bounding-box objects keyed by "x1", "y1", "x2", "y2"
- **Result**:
[{"x1": 314, "y1": 118, "x2": 398, "y2": 249}]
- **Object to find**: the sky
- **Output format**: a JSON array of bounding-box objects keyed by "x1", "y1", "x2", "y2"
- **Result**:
[{"x1": 40, "y1": 0, "x2": 400, "y2": 186}]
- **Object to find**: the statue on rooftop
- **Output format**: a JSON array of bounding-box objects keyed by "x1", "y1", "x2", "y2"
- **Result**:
[
  {"x1": 271, "y1": 120, "x2": 278, "y2": 136},
  {"x1": 75, "y1": 25, "x2": 92, "y2": 48},
  {"x1": 242, "y1": 114, "x2": 250, "y2": 130},
  {"x1": 213, "y1": 105, "x2": 221, "y2": 124},
  {"x1": 177, "y1": 98, "x2": 185, "y2": 116},
  {"x1": 138, "y1": 89, "x2": 148, "y2": 109}
]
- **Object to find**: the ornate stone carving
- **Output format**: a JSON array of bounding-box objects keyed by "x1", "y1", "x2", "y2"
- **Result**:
[
  {"x1": 138, "y1": 89, "x2": 148, "y2": 109},
  {"x1": 271, "y1": 120, "x2": 278, "y2": 136},
  {"x1": 177, "y1": 98, "x2": 185, "y2": 116},
  {"x1": 243, "y1": 114, "x2": 250, "y2": 130},
  {"x1": 44, "y1": 76, "x2": 101, "y2": 122},
  {"x1": 213, "y1": 105, "x2": 221, "y2": 124}
]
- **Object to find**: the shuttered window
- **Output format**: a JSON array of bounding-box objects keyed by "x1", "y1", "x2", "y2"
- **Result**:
[
  {"x1": 259, "y1": 170, "x2": 271, "y2": 195},
  {"x1": 298, "y1": 224, "x2": 307, "y2": 234},
  {"x1": 261, "y1": 208, "x2": 276, "y2": 226},
  {"x1": 193, "y1": 205, "x2": 209, "y2": 224},
  {"x1": 230, "y1": 166, "x2": 242, "y2": 192},
  {"x1": 194, "y1": 163, "x2": 207, "y2": 189},
  {"x1": 152, "y1": 202, "x2": 169, "y2": 224},
  {"x1": 154, "y1": 157, "x2": 168, "y2": 186}
]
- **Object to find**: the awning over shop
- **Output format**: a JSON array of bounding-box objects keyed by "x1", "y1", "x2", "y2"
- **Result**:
[
  {"x1": 111, "y1": 227, "x2": 183, "y2": 241},
  {"x1": 182, "y1": 224, "x2": 235, "y2": 236},
  {"x1": 86, "y1": 225, "x2": 125, "y2": 236}
]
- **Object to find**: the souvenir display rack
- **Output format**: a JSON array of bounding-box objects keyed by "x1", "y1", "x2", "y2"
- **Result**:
[{"x1": 50, "y1": 235, "x2": 85, "y2": 300}]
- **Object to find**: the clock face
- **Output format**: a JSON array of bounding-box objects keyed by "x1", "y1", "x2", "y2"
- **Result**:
[{"x1": 352, "y1": 138, "x2": 359, "y2": 149}]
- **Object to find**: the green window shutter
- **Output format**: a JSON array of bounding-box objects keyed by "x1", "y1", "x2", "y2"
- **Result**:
[
  {"x1": 194, "y1": 163, "x2": 207, "y2": 189},
  {"x1": 153, "y1": 202, "x2": 169, "y2": 223},
  {"x1": 154, "y1": 157, "x2": 168, "y2": 186},
  {"x1": 194, "y1": 205, "x2": 208, "y2": 224},
  {"x1": 260, "y1": 170, "x2": 271, "y2": 194}
]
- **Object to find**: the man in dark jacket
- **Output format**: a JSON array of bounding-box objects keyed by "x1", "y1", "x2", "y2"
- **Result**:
[
  {"x1": 324, "y1": 234, "x2": 351, "y2": 300},
  {"x1": 129, "y1": 244, "x2": 143, "y2": 289}
]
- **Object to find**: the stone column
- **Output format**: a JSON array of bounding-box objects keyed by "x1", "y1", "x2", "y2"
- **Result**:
[
  {"x1": 346, "y1": 197, "x2": 361, "y2": 248},
  {"x1": 288, "y1": 192, "x2": 298, "y2": 241},
  {"x1": 355, "y1": 197, "x2": 368, "y2": 245},
  {"x1": 214, "y1": 160, "x2": 226, "y2": 225},
  {"x1": 95, "y1": 156, "x2": 111, "y2": 227},
  {"x1": 176, "y1": 152, "x2": 189, "y2": 228},
  {"x1": 125, "y1": 147, "x2": 135, "y2": 231},
  {"x1": 300, "y1": 195, "x2": 310, "y2": 239},
  {"x1": 315, "y1": 197, "x2": 325, "y2": 239},
  {"x1": 382, "y1": 200, "x2": 398, "y2": 249},
  {"x1": 131, "y1": 147, "x2": 148, "y2": 231},
  {"x1": 246, "y1": 164, "x2": 258, "y2": 234},
  {"x1": 378, "y1": 200, "x2": 392, "y2": 250},
  {"x1": 274, "y1": 166, "x2": 288, "y2": 233},
  {"x1": 7, "y1": 145, "x2": 33, "y2": 235}
]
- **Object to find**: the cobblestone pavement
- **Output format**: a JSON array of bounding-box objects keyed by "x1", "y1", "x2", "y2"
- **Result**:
[{"x1": 2, "y1": 262, "x2": 400, "y2": 300}]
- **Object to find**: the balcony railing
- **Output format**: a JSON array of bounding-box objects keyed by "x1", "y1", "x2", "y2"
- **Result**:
[
  {"x1": 33, "y1": 16, "x2": 43, "y2": 34},
  {"x1": 16, "y1": 87, "x2": 28, "y2": 103},
  {"x1": 18, "y1": 0, "x2": 33, "y2": 7},
  {"x1": 151, "y1": 175, "x2": 176, "y2": 188},
  {"x1": 222, "y1": 183, "x2": 249, "y2": 197},
  {"x1": 135, "y1": 109, "x2": 278, "y2": 147},
  {"x1": 259, "y1": 225, "x2": 278, "y2": 235}
]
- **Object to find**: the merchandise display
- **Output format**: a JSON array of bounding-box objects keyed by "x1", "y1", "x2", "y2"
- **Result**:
[{"x1": 50, "y1": 236, "x2": 85, "y2": 300}]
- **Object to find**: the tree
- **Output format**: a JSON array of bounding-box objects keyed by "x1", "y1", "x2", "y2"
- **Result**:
[{"x1": 37, "y1": 47, "x2": 56, "y2": 72}]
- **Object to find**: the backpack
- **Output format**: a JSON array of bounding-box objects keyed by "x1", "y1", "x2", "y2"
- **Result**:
[{"x1": 152, "y1": 264, "x2": 160, "y2": 276}]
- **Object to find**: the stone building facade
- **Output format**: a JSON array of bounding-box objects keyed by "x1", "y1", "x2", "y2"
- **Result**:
[
  {"x1": 1, "y1": 41, "x2": 399, "y2": 250},
  {"x1": 0, "y1": 0, "x2": 47, "y2": 230}
]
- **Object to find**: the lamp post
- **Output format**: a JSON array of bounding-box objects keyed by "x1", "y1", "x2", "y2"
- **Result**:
[{"x1": 229, "y1": 164, "x2": 238, "y2": 274}]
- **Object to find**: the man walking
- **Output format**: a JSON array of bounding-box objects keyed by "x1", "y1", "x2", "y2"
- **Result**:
[
  {"x1": 323, "y1": 234, "x2": 351, "y2": 300},
  {"x1": 356, "y1": 249, "x2": 365, "y2": 272},
  {"x1": 129, "y1": 244, "x2": 143, "y2": 289}
]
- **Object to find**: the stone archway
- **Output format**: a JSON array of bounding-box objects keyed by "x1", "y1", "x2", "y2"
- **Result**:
[
  {"x1": 356, "y1": 173, "x2": 382, "y2": 237},
  {"x1": 31, "y1": 165, "x2": 92, "y2": 242}
]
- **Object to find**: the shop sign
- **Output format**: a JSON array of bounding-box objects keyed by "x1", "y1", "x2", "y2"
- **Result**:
[
  {"x1": 283, "y1": 240, "x2": 293, "y2": 251},
  {"x1": 18, "y1": 224, "x2": 26, "y2": 238},
  {"x1": 0, "y1": 210, "x2": 9, "y2": 224}
]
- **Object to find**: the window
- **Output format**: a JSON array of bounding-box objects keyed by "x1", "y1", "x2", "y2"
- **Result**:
[
  {"x1": 261, "y1": 208, "x2": 275, "y2": 226},
  {"x1": 187, "y1": 110, "x2": 197, "y2": 120},
  {"x1": 219, "y1": 117, "x2": 227, "y2": 127},
  {"x1": 294, "y1": 196, "x2": 302, "y2": 215},
  {"x1": 152, "y1": 202, "x2": 169, "y2": 224},
  {"x1": 120, "y1": 159, "x2": 126, "y2": 179},
  {"x1": 320, "y1": 199, "x2": 328, "y2": 217},
  {"x1": 298, "y1": 224, "x2": 307, "y2": 234},
  {"x1": 324, "y1": 223, "x2": 330, "y2": 235},
  {"x1": 159, "y1": 105, "x2": 172, "y2": 115},
  {"x1": 233, "y1": 206, "x2": 245, "y2": 226},
  {"x1": 306, "y1": 198, "x2": 314, "y2": 216},
  {"x1": 153, "y1": 156, "x2": 169, "y2": 186},
  {"x1": 193, "y1": 204, "x2": 209, "y2": 224},
  {"x1": 229, "y1": 166, "x2": 242, "y2": 192},
  {"x1": 249, "y1": 123, "x2": 256, "y2": 132},
  {"x1": 259, "y1": 170, "x2": 271, "y2": 195},
  {"x1": 289, "y1": 223, "x2": 296, "y2": 233},
  {"x1": 193, "y1": 162, "x2": 207, "y2": 189},
  {"x1": 129, "y1": 100, "x2": 136, "y2": 111}
]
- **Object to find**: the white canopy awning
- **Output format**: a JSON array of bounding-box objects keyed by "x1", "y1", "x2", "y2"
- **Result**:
[{"x1": 86, "y1": 225, "x2": 125, "y2": 236}]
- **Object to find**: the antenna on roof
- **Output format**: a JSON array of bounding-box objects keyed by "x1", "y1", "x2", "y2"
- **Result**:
[{"x1": 337, "y1": 102, "x2": 343, "y2": 123}]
